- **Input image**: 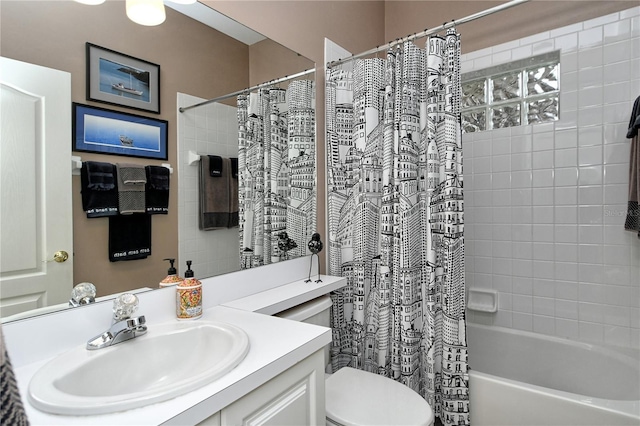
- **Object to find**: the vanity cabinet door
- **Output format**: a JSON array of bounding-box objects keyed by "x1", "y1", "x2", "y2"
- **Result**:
[{"x1": 220, "y1": 349, "x2": 325, "y2": 426}]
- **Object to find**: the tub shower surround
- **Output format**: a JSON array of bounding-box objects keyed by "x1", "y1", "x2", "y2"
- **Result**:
[
  {"x1": 326, "y1": 30, "x2": 468, "y2": 426},
  {"x1": 237, "y1": 80, "x2": 317, "y2": 268},
  {"x1": 177, "y1": 93, "x2": 240, "y2": 279},
  {"x1": 462, "y1": 7, "x2": 640, "y2": 348}
]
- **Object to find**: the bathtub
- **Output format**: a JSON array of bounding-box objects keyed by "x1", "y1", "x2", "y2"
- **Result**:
[{"x1": 467, "y1": 323, "x2": 640, "y2": 425}]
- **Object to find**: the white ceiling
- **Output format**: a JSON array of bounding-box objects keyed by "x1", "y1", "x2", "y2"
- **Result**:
[{"x1": 164, "y1": 1, "x2": 265, "y2": 45}]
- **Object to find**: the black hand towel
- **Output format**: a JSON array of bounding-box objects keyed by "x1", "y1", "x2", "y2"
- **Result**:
[
  {"x1": 145, "y1": 165, "x2": 170, "y2": 214},
  {"x1": 81, "y1": 161, "x2": 119, "y2": 218},
  {"x1": 200, "y1": 156, "x2": 230, "y2": 229},
  {"x1": 229, "y1": 157, "x2": 239, "y2": 227},
  {"x1": 209, "y1": 155, "x2": 223, "y2": 177},
  {"x1": 109, "y1": 214, "x2": 151, "y2": 261},
  {"x1": 626, "y1": 96, "x2": 640, "y2": 237},
  {"x1": 626, "y1": 96, "x2": 640, "y2": 138}
]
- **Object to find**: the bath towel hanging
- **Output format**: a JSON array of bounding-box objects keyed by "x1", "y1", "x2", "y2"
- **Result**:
[
  {"x1": 199, "y1": 155, "x2": 231, "y2": 230},
  {"x1": 625, "y1": 95, "x2": 640, "y2": 237},
  {"x1": 145, "y1": 165, "x2": 170, "y2": 214},
  {"x1": 80, "y1": 161, "x2": 119, "y2": 218}
]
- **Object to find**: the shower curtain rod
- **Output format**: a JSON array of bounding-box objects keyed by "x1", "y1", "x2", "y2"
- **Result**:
[
  {"x1": 179, "y1": 67, "x2": 315, "y2": 113},
  {"x1": 327, "y1": 0, "x2": 529, "y2": 68}
]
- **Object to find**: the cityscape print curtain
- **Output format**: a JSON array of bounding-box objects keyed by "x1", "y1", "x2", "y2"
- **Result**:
[
  {"x1": 237, "y1": 80, "x2": 316, "y2": 269},
  {"x1": 325, "y1": 30, "x2": 469, "y2": 426}
]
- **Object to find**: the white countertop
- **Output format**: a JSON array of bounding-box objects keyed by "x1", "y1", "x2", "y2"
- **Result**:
[
  {"x1": 223, "y1": 275, "x2": 345, "y2": 315},
  {"x1": 15, "y1": 306, "x2": 331, "y2": 425},
  {"x1": 4, "y1": 261, "x2": 346, "y2": 425}
]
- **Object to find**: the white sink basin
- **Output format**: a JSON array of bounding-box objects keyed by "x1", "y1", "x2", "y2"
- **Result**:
[{"x1": 28, "y1": 320, "x2": 250, "y2": 415}]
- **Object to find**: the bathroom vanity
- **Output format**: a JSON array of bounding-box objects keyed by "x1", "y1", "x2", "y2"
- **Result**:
[{"x1": 3, "y1": 257, "x2": 346, "y2": 425}]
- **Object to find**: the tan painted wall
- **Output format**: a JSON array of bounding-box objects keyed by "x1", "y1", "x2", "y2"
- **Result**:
[
  {"x1": 0, "y1": 0, "x2": 249, "y2": 296},
  {"x1": 249, "y1": 39, "x2": 314, "y2": 87}
]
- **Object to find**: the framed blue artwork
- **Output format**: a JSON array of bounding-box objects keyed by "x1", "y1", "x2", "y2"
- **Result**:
[
  {"x1": 86, "y1": 43, "x2": 160, "y2": 114},
  {"x1": 72, "y1": 103, "x2": 168, "y2": 160}
]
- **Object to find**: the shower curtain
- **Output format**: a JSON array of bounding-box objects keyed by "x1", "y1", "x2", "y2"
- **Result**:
[
  {"x1": 237, "y1": 80, "x2": 316, "y2": 269},
  {"x1": 326, "y1": 29, "x2": 469, "y2": 426}
]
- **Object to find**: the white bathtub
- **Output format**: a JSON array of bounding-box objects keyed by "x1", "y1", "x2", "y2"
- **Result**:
[{"x1": 467, "y1": 323, "x2": 640, "y2": 425}]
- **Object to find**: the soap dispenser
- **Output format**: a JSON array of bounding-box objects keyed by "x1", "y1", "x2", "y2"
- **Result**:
[
  {"x1": 176, "y1": 260, "x2": 202, "y2": 320},
  {"x1": 159, "y1": 258, "x2": 183, "y2": 288}
]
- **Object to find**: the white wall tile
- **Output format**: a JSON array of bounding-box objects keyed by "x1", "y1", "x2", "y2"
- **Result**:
[
  {"x1": 604, "y1": 142, "x2": 631, "y2": 164},
  {"x1": 532, "y1": 40, "x2": 555, "y2": 55},
  {"x1": 603, "y1": 61, "x2": 632, "y2": 84},
  {"x1": 512, "y1": 45, "x2": 533, "y2": 60},
  {"x1": 463, "y1": 8, "x2": 639, "y2": 348},
  {"x1": 556, "y1": 318, "x2": 580, "y2": 339},
  {"x1": 604, "y1": 19, "x2": 632, "y2": 42},
  {"x1": 550, "y1": 22, "x2": 583, "y2": 38},
  {"x1": 578, "y1": 46, "x2": 603, "y2": 68},
  {"x1": 578, "y1": 145, "x2": 603, "y2": 166},
  {"x1": 584, "y1": 12, "x2": 620, "y2": 29},
  {"x1": 533, "y1": 169, "x2": 554, "y2": 187},
  {"x1": 533, "y1": 243, "x2": 555, "y2": 261},
  {"x1": 604, "y1": 39, "x2": 633, "y2": 63},
  {"x1": 556, "y1": 299, "x2": 579, "y2": 319},
  {"x1": 555, "y1": 243, "x2": 578, "y2": 262},
  {"x1": 555, "y1": 33, "x2": 579, "y2": 52},
  {"x1": 492, "y1": 50, "x2": 512, "y2": 66},
  {"x1": 579, "y1": 27, "x2": 603, "y2": 48},
  {"x1": 533, "y1": 150, "x2": 554, "y2": 169},
  {"x1": 578, "y1": 106, "x2": 604, "y2": 127},
  {"x1": 578, "y1": 67, "x2": 603, "y2": 89}
]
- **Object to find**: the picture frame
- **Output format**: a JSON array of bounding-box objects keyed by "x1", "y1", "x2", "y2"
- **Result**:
[
  {"x1": 73, "y1": 103, "x2": 168, "y2": 160},
  {"x1": 86, "y1": 42, "x2": 161, "y2": 114}
]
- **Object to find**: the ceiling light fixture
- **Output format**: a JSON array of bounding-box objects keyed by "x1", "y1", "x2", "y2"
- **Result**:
[
  {"x1": 75, "y1": 0, "x2": 192, "y2": 26},
  {"x1": 126, "y1": 0, "x2": 166, "y2": 26}
]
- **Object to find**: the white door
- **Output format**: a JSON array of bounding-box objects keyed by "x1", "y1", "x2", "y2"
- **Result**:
[{"x1": 0, "y1": 57, "x2": 73, "y2": 318}]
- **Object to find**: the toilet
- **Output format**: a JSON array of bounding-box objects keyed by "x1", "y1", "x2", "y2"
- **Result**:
[{"x1": 275, "y1": 295, "x2": 435, "y2": 426}]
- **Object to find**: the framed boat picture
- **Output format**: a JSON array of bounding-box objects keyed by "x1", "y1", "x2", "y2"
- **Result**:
[
  {"x1": 86, "y1": 42, "x2": 160, "y2": 114},
  {"x1": 72, "y1": 103, "x2": 168, "y2": 160}
]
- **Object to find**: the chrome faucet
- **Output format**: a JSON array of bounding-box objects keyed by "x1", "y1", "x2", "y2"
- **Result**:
[{"x1": 86, "y1": 293, "x2": 147, "y2": 350}]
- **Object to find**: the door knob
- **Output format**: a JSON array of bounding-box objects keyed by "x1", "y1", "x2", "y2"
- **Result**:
[{"x1": 44, "y1": 250, "x2": 69, "y2": 263}]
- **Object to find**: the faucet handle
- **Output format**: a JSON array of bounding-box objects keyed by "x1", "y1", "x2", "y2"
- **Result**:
[
  {"x1": 113, "y1": 293, "x2": 139, "y2": 321},
  {"x1": 70, "y1": 282, "x2": 97, "y2": 307}
]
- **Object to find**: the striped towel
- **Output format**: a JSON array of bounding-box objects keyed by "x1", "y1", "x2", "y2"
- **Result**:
[
  {"x1": 116, "y1": 163, "x2": 146, "y2": 214},
  {"x1": 1, "y1": 325, "x2": 29, "y2": 425}
]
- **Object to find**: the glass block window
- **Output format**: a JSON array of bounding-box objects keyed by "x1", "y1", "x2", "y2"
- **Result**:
[{"x1": 461, "y1": 51, "x2": 560, "y2": 132}]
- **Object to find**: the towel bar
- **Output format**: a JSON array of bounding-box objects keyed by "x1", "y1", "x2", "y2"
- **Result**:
[
  {"x1": 188, "y1": 150, "x2": 202, "y2": 165},
  {"x1": 71, "y1": 156, "x2": 173, "y2": 175}
]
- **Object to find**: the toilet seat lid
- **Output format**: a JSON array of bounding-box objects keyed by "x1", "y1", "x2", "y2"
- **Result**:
[{"x1": 325, "y1": 367, "x2": 434, "y2": 426}]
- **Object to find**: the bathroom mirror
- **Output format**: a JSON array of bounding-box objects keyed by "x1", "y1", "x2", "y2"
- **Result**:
[{"x1": 0, "y1": 0, "x2": 315, "y2": 322}]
